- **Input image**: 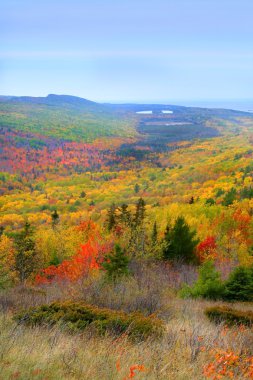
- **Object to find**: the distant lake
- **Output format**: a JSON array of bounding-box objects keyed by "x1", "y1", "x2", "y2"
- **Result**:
[
  {"x1": 136, "y1": 110, "x2": 174, "y2": 114},
  {"x1": 175, "y1": 100, "x2": 253, "y2": 113}
]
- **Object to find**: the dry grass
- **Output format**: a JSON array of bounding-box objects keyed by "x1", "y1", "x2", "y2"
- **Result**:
[
  {"x1": 0, "y1": 263, "x2": 252, "y2": 379},
  {"x1": 0, "y1": 295, "x2": 253, "y2": 380}
]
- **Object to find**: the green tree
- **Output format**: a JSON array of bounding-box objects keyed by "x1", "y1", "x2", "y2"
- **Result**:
[
  {"x1": 51, "y1": 210, "x2": 59, "y2": 228},
  {"x1": 119, "y1": 203, "x2": 131, "y2": 226},
  {"x1": 106, "y1": 203, "x2": 117, "y2": 232},
  {"x1": 14, "y1": 222, "x2": 39, "y2": 284},
  {"x1": 223, "y1": 266, "x2": 253, "y2": 301},
  {"x1": 205, "y1": 198, "x2": 215, "y2": 206},
  {"x1": 163, "y1": 216, "x2": 199, "y2": 263},
  {"x1": 0, "y1": 226, "x2": 4, "y2": 238},
  {"x1": 222, "y1": 188, "x2": 237, "y2": 206},
  {"x1": 134, "y1": 198, "x2": 146, "y2": 227},
  {"x1": 102, "y1": 244, "x2": 130, "y2": 281},
  {"x1": 128, "y1": 198, "x2": 147, "y2": 256},
  {"x1": 180, "y1": 261, "x2": 224, "y2": 300},
  {"x1": 134, "y1": 183, "x2": 140, "y2": 194}
]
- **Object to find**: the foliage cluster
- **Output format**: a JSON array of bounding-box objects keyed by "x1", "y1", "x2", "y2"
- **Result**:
[
  {"x1": 205, "y1": 306, "x2": 253, "y2": 327},
  {"x1": 180, "y1": 261, "x2": 253, "y2": 301},
  {"x1": 15, "y1": 301, "x2": 164, "y2": 340}
]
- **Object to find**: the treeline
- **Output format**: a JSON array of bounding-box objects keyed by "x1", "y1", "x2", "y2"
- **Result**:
[
  {"x1": 0, "y1": 199, "x2": 200, "y2": 288},
  {"x1": 105, "y1": 198, "x2": 199, "y2": 264}
]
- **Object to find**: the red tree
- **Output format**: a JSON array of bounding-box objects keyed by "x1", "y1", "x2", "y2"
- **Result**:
[{"x1": 197, "y1": 236, "x2": 217, "y2": 262}]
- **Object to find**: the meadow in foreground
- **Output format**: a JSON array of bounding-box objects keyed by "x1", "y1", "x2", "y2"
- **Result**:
[{"x1": 1, "y1": 263, "x2": 253, "y2": 380}]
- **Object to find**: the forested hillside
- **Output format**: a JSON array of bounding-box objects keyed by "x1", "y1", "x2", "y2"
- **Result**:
[{"x1": 1, "y1": 95, "x2": 253, "y2": 379}]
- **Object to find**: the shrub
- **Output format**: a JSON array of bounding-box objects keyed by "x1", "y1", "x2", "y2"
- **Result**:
[
  {"x1": 205, "y1": 198, "x2": 215, "y2": 206},
  {"x1": 180, "y1": 263, "x2": 253, "y2": 302},
  {"x1": 179, "y1": 260, "x2": 224, "y2": 300},
  {"x1": 14, "y1": 301, "x2": 164, "y2": 340},
  {"x1": 223, "y1": 265, "x2": 253, "y2": 302},
  {"x1": 205, "y1": 306, "x2": 253, "y2": 327}
]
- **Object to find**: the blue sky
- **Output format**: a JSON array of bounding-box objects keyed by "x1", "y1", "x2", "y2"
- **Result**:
[{"x1": 1, "y1": 0, "x2": 253, "y2": 102}]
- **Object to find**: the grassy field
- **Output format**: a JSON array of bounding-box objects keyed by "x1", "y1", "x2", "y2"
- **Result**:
[
  {"x1": 0, "y1": 267, "x2": 253, "y2": 380},
  {"x1": 1, "y1": 298, "x2": 253, "y2": 380}
]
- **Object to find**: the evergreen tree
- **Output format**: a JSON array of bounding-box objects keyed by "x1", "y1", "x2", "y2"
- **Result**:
[
  {"x1": 205, "y1": 198, "x2": 215, "y2": 206},
  {"x1": 134, "y1": 198, "x2": 146, "y2": 227},
  {"x1": 119, "y1": 203, "x2": 131, "y2": 226},
  {"x1": 106, "y1": 203, "x2": 117, "y2": 232},
  {"x1": 164, "y1": 223, "x2": 170, "y2": 239},
  {"x1": 51, "y1": 210, "x2": 59, "y2": 228},
  {"x1": 163, "y1": 216, "x2": 199, "y2": 263},
  {"x1": 102, "y1": 244, "x2": 130, "y2": 281},
  {"x1": 14, "y1": 222, "x2": 38, "y2": 284},
  {"x1": 134, "y1": 183, "x2": 140, "y2": 194},
  {"x1": 128, "y1": 198, "x2": 147, "y2": 256},
  {"x1": 180, "y1": 261, "x2": 225, "y2": 300},
  {"x1": 0, "y1": 226, "x2": 4, "y2": 238},
  {"x1": 222, "y1": 188, "x2": 237, "y2": 206},
  {"x1": 223, "y1": 266, "x2": 253, "y2": 301}
]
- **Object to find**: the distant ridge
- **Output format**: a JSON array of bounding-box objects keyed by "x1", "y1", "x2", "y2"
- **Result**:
[
  {"x1": 0, "y1": 93, "x2": 253, "y2": 146},
  {"x1": 0, "y1": 94, "x2": 98, "y2": 108},
  {"x1": 0, "y1": 94, "x2": 252, "y2": 116}
]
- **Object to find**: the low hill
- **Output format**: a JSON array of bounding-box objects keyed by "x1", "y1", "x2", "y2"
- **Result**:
[
  {"x1": 0, "y1": 94, "x2": 252, "y2": 144},
  {"x1": 0, "y1": 95, "x2": 137, "y2": 142}
]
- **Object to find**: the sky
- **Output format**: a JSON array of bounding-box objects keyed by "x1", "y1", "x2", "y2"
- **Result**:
[{"x1": 1, "y1": 0, "x2": 253, "y2": 102}]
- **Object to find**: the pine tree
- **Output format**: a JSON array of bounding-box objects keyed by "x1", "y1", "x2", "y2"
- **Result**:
[
  {"x1": 80, "y1": 191, "x2": 86, "y2": 198},
  {"x1": 134, "y1": 183, "x2": 140, "y2": 194},
  {"x1": 102, "y1": 244, "x2": 130, "y2": 281},
  {"x1": 14, "y1": 222, "x2": 39, "y2": 284},
  {"x1": 222, "y1": 188, "x2": 237, "y2": 206},
  {"x1": 223, "y1": 266, "x2": 253, "y2": 301},
  {"x1": 163, "y1": 216, "x2": 199, "y2": 263},
  {"x1": 106, "y1": 203, "x2": 117, "y2": 232},
  {"x1": 128, "y1": 198, "x2": 147, "y2": 256},
  {"x1": 51, "y1": 210, "x2": 59, "y2": 228},
  {"x1": 119, "y1": 203, "x2": 131, "y2": 226},
  {"x1": 134, "y1": 198, "x2": 146, "y2": 227},
  {"x1": 0, "y1": 226, "x2": 4, "y2": 238}
]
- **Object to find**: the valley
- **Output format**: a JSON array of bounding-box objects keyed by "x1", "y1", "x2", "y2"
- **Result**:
[{"x1": 1, "y1": 95, "x2": 253, "y2": 380}]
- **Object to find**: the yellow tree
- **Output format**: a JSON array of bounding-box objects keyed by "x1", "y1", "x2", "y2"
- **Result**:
[{"x1": 0, "y1": 235, "x2": 16, "y2": 288}]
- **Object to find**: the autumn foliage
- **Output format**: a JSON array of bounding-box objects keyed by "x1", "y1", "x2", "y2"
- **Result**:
[
  {"x1": 203, "y1": 349, "x2": 253, "y2": 379},
  {"x1": 197, "y1": 236, "x2": 217, "y2": 262},
  {"x1": 35, "y1": 241, "x2": 103, "y2": 284}
]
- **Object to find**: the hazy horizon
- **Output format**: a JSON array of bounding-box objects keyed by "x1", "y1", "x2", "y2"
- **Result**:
[
  {"x1": 1, "y1": 0, "x2": 253, "y2": 102},
  {"x1": 1, "y1": 93, "x2": 253, "y2": 112}
]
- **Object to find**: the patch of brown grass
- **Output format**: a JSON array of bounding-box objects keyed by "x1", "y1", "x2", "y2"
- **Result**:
[{"x1": 0, "y1": 296, "x2": 253, "y2": 379}]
